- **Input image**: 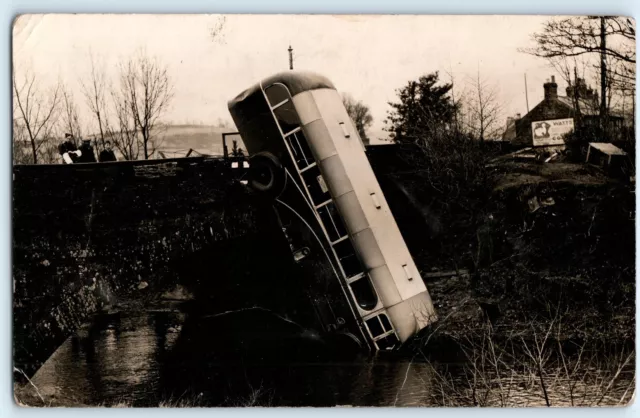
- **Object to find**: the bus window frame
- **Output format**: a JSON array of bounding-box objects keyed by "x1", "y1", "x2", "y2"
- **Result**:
[
  {"x1": 284, "y1": 128, "x2": 315, "y2": 170},
  {"x1": 316, "y1": 201, "x2": 349, "y2": 244},
  {"x1": 259, "y1": 81, "x2": 393, "y2": 350},
  {"x1": 260, "y1": 82, "x2": 370, "y2": 282}
]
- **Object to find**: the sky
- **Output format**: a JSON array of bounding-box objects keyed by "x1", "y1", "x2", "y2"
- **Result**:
[{"x1": 13, "y1": 14, "x2": 565, "y2": 143}]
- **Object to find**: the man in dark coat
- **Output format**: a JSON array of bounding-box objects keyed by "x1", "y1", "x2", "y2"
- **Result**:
[
  {"x1": 58, "y1": 139, "x2": 81, "y2": 164},
  {"x1": 99, "y1": 141, "x2": 117, "y2": 162},
  {"x1": 77, "y1": 139, "x2": 97, "y2": 163}
]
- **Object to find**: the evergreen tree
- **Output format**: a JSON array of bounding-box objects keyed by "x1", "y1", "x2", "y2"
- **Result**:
[{"x1": 385, "y1": 72, "x2": 458, "y2": 143}]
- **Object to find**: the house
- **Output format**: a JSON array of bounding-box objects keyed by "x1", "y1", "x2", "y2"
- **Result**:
[
  {"x1": 501, "y1": 113, "x2": 520, "y2": 142},
  {"x1": 509, "y1": 76, "x2": 624, "y2": 148}
]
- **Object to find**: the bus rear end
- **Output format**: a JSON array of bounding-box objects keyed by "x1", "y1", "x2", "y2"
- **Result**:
[{"x1": 228, "y1": 71, "x2": 437, "y2": 350}]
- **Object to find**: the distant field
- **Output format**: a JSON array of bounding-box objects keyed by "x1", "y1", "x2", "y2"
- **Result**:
[
  {"x1": 151, "y1": 124, "x2": 390, "y2": 158},
  {"x1": 154, "y1": 125, "x2": 241, "y2": 158}
]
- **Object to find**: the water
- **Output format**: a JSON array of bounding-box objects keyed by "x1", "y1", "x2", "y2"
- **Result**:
[
  {"x1": 20, "y1": 306, "x2": 634, "y2": 407},
  {"x1": 22, "y1": 307, "x2": 435, "y2": 407}
]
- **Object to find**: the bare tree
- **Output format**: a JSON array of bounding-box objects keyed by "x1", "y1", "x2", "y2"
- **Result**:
[
  {"x1": 12, "y1": 69, "x2": 61, "y2": 164},
  {"x1": 80, "y1": 52, "x2": 110, "y2": 145},
  {"x1": 547, "y1": 56, "x2": 592, "y2": 123},
  {"x1": 523, "y1": 16, "x2": 635, "y2": 66},
  {"x1": 521, "y1": 16, "x2": 636, "y2": 118},
  {"x1": 465, "y1": 70, "x2": 502, "y2": 142},
  {"x1": 59, "y1": 83, "x2": 83, "y2": 142},
  {"x1": 342, "y1": 94, "x2": 373, "y2": 144},
  {"x1": 12, "y1": 118, "x2": 31, "y2": 165},
  {"x1": 119, "y1": 50, "x2": 174, "y2": 159},
  {"x1": 108, "y1": 79, "x2": 140, "y2": 161}
]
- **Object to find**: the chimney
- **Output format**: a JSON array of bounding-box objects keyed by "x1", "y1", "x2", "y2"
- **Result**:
[
  {"x1": 516, "y1": 113, "x2": 521, "y2": 119},
  {"x1": 506, "y1": 117, "x2": 514, "y2": 127},
  {"x1": 543, "y1": 75, "x2": 558, "y2": 101}
]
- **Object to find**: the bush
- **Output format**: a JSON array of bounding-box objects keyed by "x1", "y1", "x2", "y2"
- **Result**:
[{"x1": 390, "y1": 126, "x2": 500, "y2": 269}]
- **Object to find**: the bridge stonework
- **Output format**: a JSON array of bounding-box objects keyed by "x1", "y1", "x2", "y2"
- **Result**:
[
  {"x1": 12, "y1": 158, "x2": 269, "y2": 376},
  {"x1": 13, "y1": 148, "x2": 405, "y2": 378}
]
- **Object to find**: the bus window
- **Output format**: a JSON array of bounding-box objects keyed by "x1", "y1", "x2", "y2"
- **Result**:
[
  {"x1": 285, "y1": 129, "x2": 315, "y2": 169},
  {"x1": 376, "y1": 334, "x2": 400, "y2": 350},
  {"x1": 333, "y1": 239, "x2": 362, "y2": 278},
  {"x1": 379, "y1": 313, "x2": 393, "y2": 332},
  {"x1": 301, "y1": 165, "x2": 330, "y2": 205},
  {"x1": 264, "y1": 83, "x2": 291, "y2": 108},
  {"x1": 350, "y1": 276, "x2": 378, "y2": 311},
  {"x1": 273, "y1": 100, "x2": 300, "y2": 134},
  {"x1": 365, "y1": 316, "x2": 384, "y2": 337},
  {"x1": 317, "y1": 202, "x2": 348, "y2": 242},
  {"x1": 366, "y1": 313, "x2": 393, "y2": 337}
]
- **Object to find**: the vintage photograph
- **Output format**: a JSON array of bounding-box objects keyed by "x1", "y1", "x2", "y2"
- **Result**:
[{"x1": 12, "y1": 14, "x2": 636, "y2": 407}]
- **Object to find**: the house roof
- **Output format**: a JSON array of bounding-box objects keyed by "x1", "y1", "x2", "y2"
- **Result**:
[
  {"x1": 556, "y1": 96, "x2": 600, "y2": 116},
  {"x1": 556, "y1": 96, "x2": 624, "y2": 118}
]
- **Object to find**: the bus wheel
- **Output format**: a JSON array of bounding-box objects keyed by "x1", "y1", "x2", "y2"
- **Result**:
[{"x1": 248, "y1": 151, "x2": 286, "y2": 197}]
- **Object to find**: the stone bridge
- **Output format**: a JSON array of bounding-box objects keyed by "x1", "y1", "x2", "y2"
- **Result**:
[{"x1": 12, "y1": 147, "x2": 419, "y2": 378}]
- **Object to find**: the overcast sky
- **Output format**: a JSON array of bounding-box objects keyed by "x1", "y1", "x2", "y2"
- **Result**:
[{"x1": 14, "y1": 14, "x2": 565, "y2": 142}]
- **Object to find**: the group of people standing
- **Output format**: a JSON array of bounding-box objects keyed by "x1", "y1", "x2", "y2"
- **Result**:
[{"x1": 58, "y1": 133, "x2": 117, "y2": 164}]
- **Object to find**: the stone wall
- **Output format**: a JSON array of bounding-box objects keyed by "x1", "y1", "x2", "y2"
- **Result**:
[
  {"x1": 13, "y1": 149, "x2": 414, "y2": 378},
  {"x1": 12, "y1": 158, "x2": 273, "y2": 377}
]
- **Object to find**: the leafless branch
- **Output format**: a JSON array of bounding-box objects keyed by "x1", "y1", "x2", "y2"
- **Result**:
[
  {"x1": 117, "y1": 49, "x2": 174, "y2": 159},
  {"x1": 12, "y1": 68, "x2": 61, "y2": 164}
]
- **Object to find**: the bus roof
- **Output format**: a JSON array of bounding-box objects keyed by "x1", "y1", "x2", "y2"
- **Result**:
[{"x1": 228, "y1": 71, "x2": 336, "y2": 110}]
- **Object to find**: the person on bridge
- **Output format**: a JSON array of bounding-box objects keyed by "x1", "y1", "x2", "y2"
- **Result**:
[
  {"x1": 58, "y1": 137, "x2": 82, "y2": 164},
  {"x1": 76, "y1": 139, "x2": 97, "y2": 163},
  {"x1": 99, "y1": 141, "x2": 117, "y2": 162}
]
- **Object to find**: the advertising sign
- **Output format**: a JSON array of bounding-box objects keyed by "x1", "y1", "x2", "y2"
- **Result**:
[{"x1": 531, "y1": 118, "x2": 574, "y2": 146}]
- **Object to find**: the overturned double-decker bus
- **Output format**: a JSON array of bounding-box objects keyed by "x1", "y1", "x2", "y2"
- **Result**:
[{"x1": 228, "y1": 71, "x2": 436, "y2": 351}]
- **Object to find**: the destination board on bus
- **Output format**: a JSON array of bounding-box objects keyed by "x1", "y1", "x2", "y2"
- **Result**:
[{"x1": 531, "y1": 118, "x2": 574, "y2": 146}]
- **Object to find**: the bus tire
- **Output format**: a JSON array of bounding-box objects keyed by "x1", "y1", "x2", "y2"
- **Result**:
[{"x1": 248, "y1": 151, "x2": 286, "y2": 197}]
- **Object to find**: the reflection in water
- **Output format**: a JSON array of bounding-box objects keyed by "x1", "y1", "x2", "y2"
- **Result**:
[
  {"x1": 28, "y1": 309, "x2": 434, "y2": 406},
  {"x1": 25, "y1": 308, "x2": 634, "y2": 407},
  {"x1": 31, "y1": 311, "x2": 181, "y2": 406}
]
